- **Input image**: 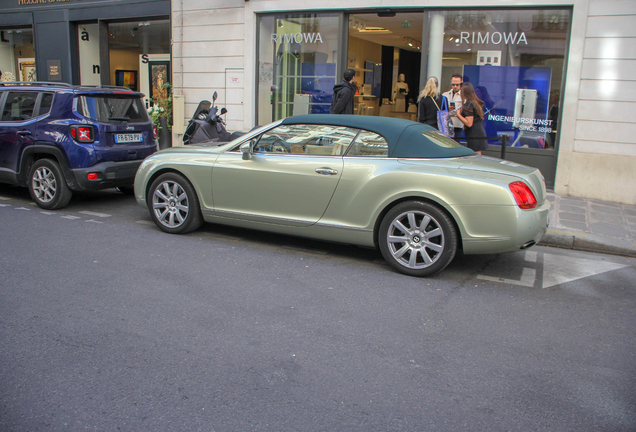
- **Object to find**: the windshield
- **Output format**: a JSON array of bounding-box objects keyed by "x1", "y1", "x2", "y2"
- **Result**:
[{"x1": 77, "y1": 95, "x2": 149, "y2": 123}]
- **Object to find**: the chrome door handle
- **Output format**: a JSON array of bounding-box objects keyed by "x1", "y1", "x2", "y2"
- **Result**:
[
  {"x1": 315, "y1": 168, "x2": 338, "y2": 175},
  {"x1": 17, "y1": 130, "x2": 32, "y2": 136}
]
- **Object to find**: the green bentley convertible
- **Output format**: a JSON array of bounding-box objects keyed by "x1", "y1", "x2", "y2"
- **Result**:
[{"x1": 134, "y1": 114, "x2": 549, "y2": 277}]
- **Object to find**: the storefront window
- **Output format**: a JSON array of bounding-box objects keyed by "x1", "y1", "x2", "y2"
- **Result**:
[
  {"x1": 433, "y1": 9, "x2": 570, "y2": 150},
  {"x1": 257, "y1": 13, "x2": 340, "y2": 124},
  {"x1": 106, "y1": 20, "x2": 170, "y2": 107},
  {"x1": 0, "y1": 28, "x2": 35, "y2": 82}
]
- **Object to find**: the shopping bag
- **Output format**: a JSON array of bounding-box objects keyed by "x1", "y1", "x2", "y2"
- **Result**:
[{"x1": 436, "y1": 97, "x2": 454, "y2": 138}]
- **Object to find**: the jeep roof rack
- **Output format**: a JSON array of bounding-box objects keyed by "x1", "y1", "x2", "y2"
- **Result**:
[
  {"x1": 0, "y1": 81, "x2": 74, "y2": 88},
  {"x1": 78, "y1": 85, "x2": 135, "y2": 92}
]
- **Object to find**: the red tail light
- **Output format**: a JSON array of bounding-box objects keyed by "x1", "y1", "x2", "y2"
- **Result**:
[
  {"x1": 509, "y1": 181, "x2": 537, "y2": 209},
  {"x1": 153, "y1": 125, "x2": 158, "y2": 139},
  {"x1": 70, "y1": 125, "x2": 95, "y2": 143}
]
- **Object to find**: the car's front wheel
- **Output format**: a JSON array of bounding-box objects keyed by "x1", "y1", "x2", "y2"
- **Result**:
[
  {"x1": 28, "y1": 159, "x2": 73, "y2": 210},
  {"x1": 379, "y1": 201, "x2": 457, "y2": 277},
  {"x1": 147, "y1": 173, "x2": 203, "y2": 234}
]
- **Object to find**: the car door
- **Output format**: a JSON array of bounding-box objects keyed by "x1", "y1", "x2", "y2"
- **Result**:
[
  {"x1": 0, "y1": 91, "x2": 39, "y2": 181},
  {"x1": 211, "y1": 124, "x2": 358, "y2": 226}
]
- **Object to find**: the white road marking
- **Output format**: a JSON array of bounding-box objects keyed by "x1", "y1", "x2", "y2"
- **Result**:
[
  {"x1": 15, "y1": 207, "x2": 31, "y2": 211},
  {"x1": 85, "y1": 219, "x2": 103, "y2": 224},
  {"x1": 79, "y1": 211, "x2": 111, "y2": 218},
  {"x1": 40, "y1": 211, "x2": 56, "y2": 215},
  {"x1": 477, "y1": 267, "x2": 537, "y2": 287},
  {"x1": 0, "y1": 204, "x2": 11, "y2": 207},
  {"x1": 542, "y1": 253, "x2": 630, "y2": 288},
  {"x1": 61, "y1": 215, "x2": 81, "y2": 220},
  {"x1": 525, "y1": 250, "x2": 537, "y2": 263}
]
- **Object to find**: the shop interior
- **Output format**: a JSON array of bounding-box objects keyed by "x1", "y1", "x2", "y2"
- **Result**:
[
  {"x1": 347, "y1": 12, "x2": 424, "y2": 121},
  {"x1": 76, "y1": 19, "x2": 170, "y2": 107},
  {"x1": 0, "y1": 28, "x2": 35, "y2": 83}
]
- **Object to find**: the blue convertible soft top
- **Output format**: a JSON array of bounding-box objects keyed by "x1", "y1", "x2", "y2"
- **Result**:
[{"x1": 281, "y1": 114, "x2": 475, "y2": 158}]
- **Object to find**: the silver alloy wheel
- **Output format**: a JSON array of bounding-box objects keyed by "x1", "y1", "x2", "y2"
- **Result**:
[
  {"x1": 152, "y1": 180, "x2": 190, "y2": 228},
  {"x1": 31, "y1": 166, "x2": 57, "y2": 203},
  {"x1": 386, "y1": 210, "x2": 445, "y2": 269}
]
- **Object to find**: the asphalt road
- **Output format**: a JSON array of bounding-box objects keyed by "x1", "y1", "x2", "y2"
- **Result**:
[{"x1": 1, "y1": 185, "x2": 635, "y2": 431}]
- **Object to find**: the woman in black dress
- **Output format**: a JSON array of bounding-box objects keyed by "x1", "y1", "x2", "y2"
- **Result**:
[
  {"x1": 456, "y1": 82, "x2": 488, "y2": 154},
  {"x1": 417, "y1": 76, "x2": 447, "y2": 129}
]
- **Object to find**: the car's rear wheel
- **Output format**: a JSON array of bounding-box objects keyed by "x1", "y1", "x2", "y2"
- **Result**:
[
  {"x1": 147, "y1": 173, "x2": 203, "y2": 234},
  {"x1": 28, "y1": 159, "x2": 73, "y2": 210},
  {"x1": 379, "y1": 201, "x2": 457, "y2": 277}
]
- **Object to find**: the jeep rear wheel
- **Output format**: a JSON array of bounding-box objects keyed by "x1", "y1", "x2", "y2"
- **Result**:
[{"x1": 28, "y1": 159, "x2": 73, "y2": 210}]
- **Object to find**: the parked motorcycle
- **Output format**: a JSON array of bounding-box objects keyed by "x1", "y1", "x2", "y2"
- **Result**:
[{"x1": 183, "y1": 91, "x2": 245, "y2": 145}]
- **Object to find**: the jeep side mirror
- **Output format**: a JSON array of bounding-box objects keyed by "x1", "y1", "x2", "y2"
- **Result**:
[{"x1": 220, "y1": 108, "x2": 227, "y2": 115}]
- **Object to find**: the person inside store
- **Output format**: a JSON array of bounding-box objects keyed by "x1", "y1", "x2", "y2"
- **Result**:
[
  {"x1": 443, "y1": 73, "x2": 464, "y2": 142},
  {"x1": 455, "y1": 82, "x2": 488, "y2": 155},
  {"x1": 546, "y1": 90, "x2": 559, "y2": 148},
  {"x1": 392, "y1": 73, "x2": 410, "y2": 112},
  {"x1": 330, "y1": 68, "x2": 357, "y2": 115},
  {"x1": 417, "y1": 76, "x2": 447, "y2": 129}
]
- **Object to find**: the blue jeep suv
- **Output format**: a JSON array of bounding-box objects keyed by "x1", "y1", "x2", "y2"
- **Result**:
[{"x1": 0, "y1": 81, "x2": 158, "y2": 209}]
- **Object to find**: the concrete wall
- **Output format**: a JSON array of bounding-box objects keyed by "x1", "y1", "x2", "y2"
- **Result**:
[
  {"x1": 553, "y1": 0, "x2": 636, "y2": 204},
  {"x1": 172, "y1": 0, "x2": 246, "y2": 134}
]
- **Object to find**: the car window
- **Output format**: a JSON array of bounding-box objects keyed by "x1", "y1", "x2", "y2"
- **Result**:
[
  {"x1": 38, "y1": 93, "x2": 54, "y2": 116},
  {"x1": 1, "y1": 91, "x2": 37, "y2": 122},
  {"x1": 248, "y1": 124, "x2": 359, "y2": 156},
  {"x1": 77, "y1": 95, "x2": 149, "y2": 123},
  {"x1": 346, "y1": 130, "x2": 389, "y2": 157},
  {"x1": 421, "y1": 130, "x2": 465, "y2": 148}
]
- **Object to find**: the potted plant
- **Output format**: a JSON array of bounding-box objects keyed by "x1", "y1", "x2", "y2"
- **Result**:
[{"x1": 148, "y1": 82, "x2": 172, "y2": 149}]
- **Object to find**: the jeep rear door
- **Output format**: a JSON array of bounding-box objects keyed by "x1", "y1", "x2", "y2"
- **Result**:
[{"x1": 0, "y1": 91, "x2": 39, "y2": 182}]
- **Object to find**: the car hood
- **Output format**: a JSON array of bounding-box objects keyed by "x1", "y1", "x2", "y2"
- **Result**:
[{"x1": 456, "y1": 156, "x2": 547, "y2": 203}]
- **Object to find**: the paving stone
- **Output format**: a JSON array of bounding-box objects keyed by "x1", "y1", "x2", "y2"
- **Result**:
[
  {"x1": 628, "y1": 224, "x2": 636, "y2": 234},
  {"x1": 589, "y1": 222, "x2": 629, "y2": 238},
  {"x1": 590, "y1": 200, "x2": 621, "y2": 208},
  {"x1": 559, "y1": 212, "x2": 586, "y2": 222},
  {"x1": 590, "y1": 212, "x2": 624, "y2": 224},
  {"x1": 626, "y1": 215, "x2": 636, "y2": 224},
  {"x1": 559, "y1": 220, "x2": 588, "y2": 231},
  {"x1": 590, "y1": 204, "x2": 622, "y2": 215},
  {"x1": 560, "y1": 198, "x2": 586, "y2": 207},
  {"x1": 559, "y1": 204, "x2": 586, "y2": 214},
  {"x1": 623, "y1": 207, "x2": 636, "y2": 217},
  {"x1": 546, "y1": 195, "x2": 556, "y2": 202}
]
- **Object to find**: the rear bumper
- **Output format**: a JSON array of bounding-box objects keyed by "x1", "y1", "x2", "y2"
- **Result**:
[
  {"x1": 68, "y1": 160, "x2": 143, "y2": 191},
  {"x1": 459, "y1": 199, "x2": 551, "y2": 254}
]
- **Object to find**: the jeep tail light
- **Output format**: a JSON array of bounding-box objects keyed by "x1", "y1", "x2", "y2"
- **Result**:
[
  {"x1": 87, "y1": 173, "x2": 98, "y2": 180},
  {"x1": 153, "y1": 124, "x2": 158, "y2": 139},
  {"x1": 70, "y1": 125, "x2": 95, "y2": 143},
  {"x1": 509, "y1": 181, "x2": 537, "y2": 209}
]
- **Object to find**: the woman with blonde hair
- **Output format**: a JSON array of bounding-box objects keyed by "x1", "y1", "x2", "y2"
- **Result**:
[{"x1": 417, "y1": 76, "x2": 447, "y2": 129}]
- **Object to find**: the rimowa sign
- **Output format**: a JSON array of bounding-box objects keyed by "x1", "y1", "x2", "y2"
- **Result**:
[
  {"x1": 460, "y1": 32, "x2": 528, "y2": 45},
  {"x1": 271, "y1": 33, "x2": 324, "y2": 44}
]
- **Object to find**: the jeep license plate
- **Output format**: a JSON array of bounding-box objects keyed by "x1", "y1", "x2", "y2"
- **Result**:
[{"x1": 115, "y1": 133, "x2": 142, "y2": 143}]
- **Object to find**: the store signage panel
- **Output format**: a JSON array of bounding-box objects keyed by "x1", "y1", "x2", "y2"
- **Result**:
[
  {"x1": 271, "y1": 33, "x2": 324, "y2": 44},
  {"x1": 459, "y1": 32, "x2": 528, "y2": 45}
]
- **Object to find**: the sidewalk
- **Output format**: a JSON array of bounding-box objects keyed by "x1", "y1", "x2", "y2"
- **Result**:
[{"x1": 538, "y1": 193, "x2": 636, "y2": 257}]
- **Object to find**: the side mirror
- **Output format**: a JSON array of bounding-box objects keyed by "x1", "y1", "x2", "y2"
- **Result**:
[
  {"x1": 213, "y1": 91, "x2": 218, "y2": 103},
  {"x1": 220, "y1": 107, "x2": 227, "y2": 115},
  {"x1": 241, "y1": 142, "x2": 251, "y2": 160}
]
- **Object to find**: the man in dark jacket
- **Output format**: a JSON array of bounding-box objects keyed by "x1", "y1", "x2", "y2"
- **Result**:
[{"x1": 330, "y1": 68, "x2": 357, "y2": 114}]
